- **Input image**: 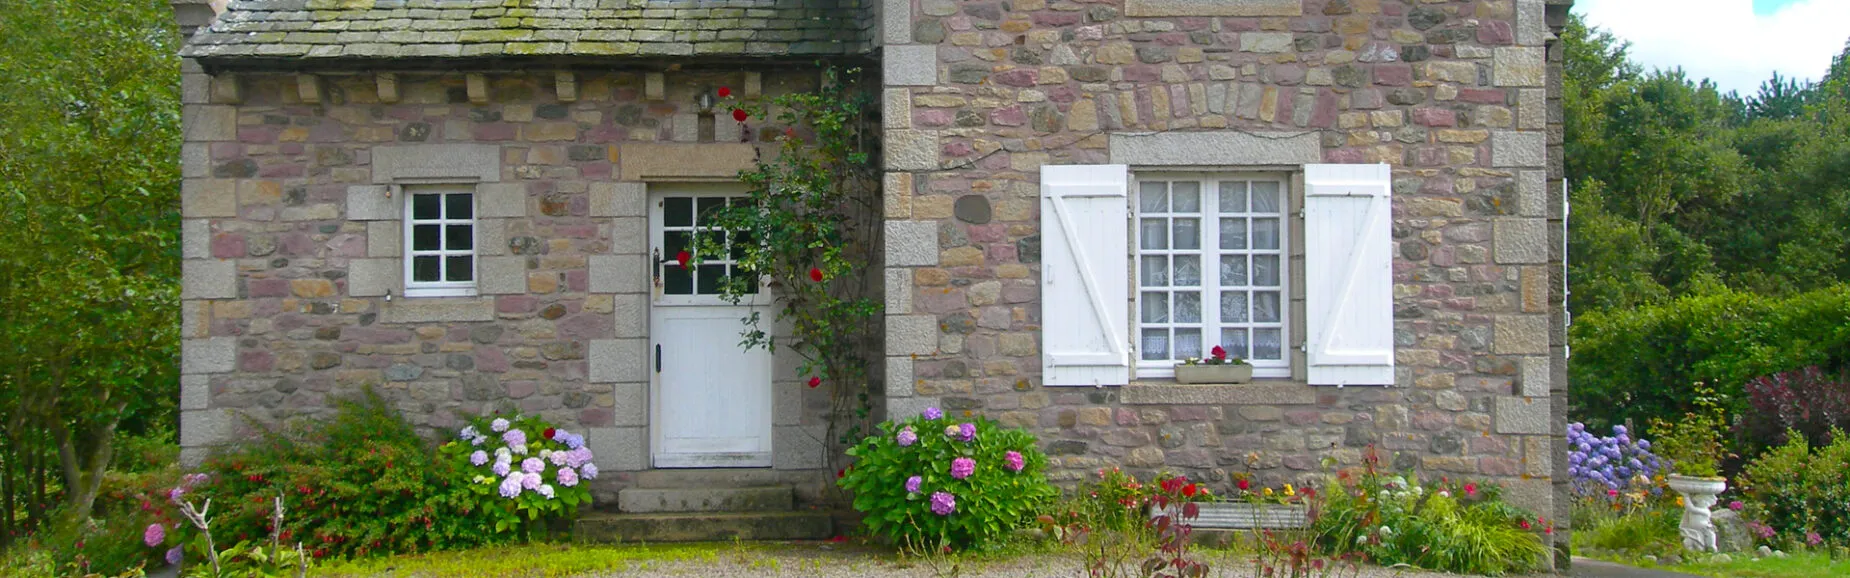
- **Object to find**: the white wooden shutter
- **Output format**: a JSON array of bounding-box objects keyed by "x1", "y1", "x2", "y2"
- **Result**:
[
  {"x1": 1040, "y1": 164, "x2": 1131, "y2": 386},
  {"x1": 1304, "y1": 164, "x2": 1395, "y2": 386}
]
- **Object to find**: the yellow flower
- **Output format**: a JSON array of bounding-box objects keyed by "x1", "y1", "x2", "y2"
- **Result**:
[
  {"x1": 1676, "y1": 496, "x2": 1685, "y2": 507},
  {"x1": 1263, "y1": 487, "x2": 1275, "y2": 497},
  {"x1": 1284, "y1": 484, "x2": 1296, "y2": 497}
]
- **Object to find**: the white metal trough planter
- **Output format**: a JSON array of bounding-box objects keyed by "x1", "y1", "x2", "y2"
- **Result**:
[{"x1": 1151, "y1": 501, "x2": 1309, "y2": 530}]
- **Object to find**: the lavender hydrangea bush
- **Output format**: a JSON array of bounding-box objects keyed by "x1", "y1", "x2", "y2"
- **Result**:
[
  {"x1": 439, "y1": 414, "x2": 598, "y2": 535},
  {"x1": 1567, "y1": 422, "x2": 1667, "y2": 496},
  {"x1": 838, "y1": 408, "x2": 1056, "y2": 550}
]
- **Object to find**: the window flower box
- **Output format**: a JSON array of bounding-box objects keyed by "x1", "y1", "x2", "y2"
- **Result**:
[{"x1": 1174, "y1": 363, "x2": 1253, "y2": 384}]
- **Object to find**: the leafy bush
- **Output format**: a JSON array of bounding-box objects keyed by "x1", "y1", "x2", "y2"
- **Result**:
[
  {"x1": 193, "y1": 389, "x2": 505, "y2": 559},
  {"x1": 1312, "y1": 450, "x2": 1548, "y2": 575},
  {"x1": 1647, "y1": 382, "x2": 1731, "y2": 477},
  {"x1": 838, "y1": 406, "x2": 1057, "y2": 550},
  {"x1": 1567, "y1": 423, "x2": 1668, "y2": 495},
  {"x1": 1739, "y1": 366, "x2": 1850, "y2": 456},
  {"x1": 1570, "y1": 286, "x2": 1850, "y2": 430},
  {"x1": 1737, "y1": 429, "x2": 1850, "y2": 547},
  {"x1": 436, "y1": 414, "x2": 598, "y2": 535}
]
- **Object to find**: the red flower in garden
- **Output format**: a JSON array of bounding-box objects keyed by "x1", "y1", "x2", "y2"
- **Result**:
[
  {"x1": 717, "y1": 87, "x2": 731, "y2": 98},
  {"x1": 836, "y1": 467, "x2": 846, "y2": 479},
  {"x1": 809, "y1": 267, "x2": 824, "y2": 282},
  {"x1": 1464, "y1": 482, "x2": 1478, "y2": 496},
  {"x1": 544, "y1": 428, "x2": 556, "y2": 440},
  {"x1": 808, "y1": 376, "x2": 821, "y2": 388},
  {"x1": 1210, "y1": 345, "x2": 1227, "y2": 360},
  {"x1": 732, "y1": 108, "x2": 748, "y2": 122},
  {"x1": 676, "y1": 250, "x2": 692, "y2": 269},
  {"x1": 1518, "y1": 519, "x2": 1532, "y2": 530},
  {"x1": 1182, "y1": 484, "x2": 1198, "y2": 497},
  {"x1": 784, "y1": 127, "x2": 796, "y2": 139},
  {"x1": 1237, "y1": 478, "x2": 1250, "y2": 491}
]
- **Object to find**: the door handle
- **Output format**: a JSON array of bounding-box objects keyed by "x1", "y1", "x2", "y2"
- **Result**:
[{"x1": 655, "y1": 344, "x2": 661, "y2": 373}]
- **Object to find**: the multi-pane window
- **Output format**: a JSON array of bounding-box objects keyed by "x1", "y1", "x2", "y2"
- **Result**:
[
  {"x1": 404, "y1": 185, "x2": 476, "y2": 297},
  {"x1": 658, "y1": 195, "x2": 756, "y2": 296},
  {"x1": 1135, "y1": 176, "x2": 1289, "y2": 377}
]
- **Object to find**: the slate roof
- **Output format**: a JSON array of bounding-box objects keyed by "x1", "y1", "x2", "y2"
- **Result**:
[{"x1": 180, "y1": 0, "x2": 873, "y2": 65}]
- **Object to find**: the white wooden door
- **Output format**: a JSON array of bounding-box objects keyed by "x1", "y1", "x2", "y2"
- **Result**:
[{"x1": 649, "y1": 184, "x2": 774, "y2": 468}]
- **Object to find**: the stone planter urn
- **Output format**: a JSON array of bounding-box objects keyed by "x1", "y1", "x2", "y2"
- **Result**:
[
  {"x1": 1151, "y1": 501, "x2": 1307, "y2": 529},
  {"x1": 1667, "y1": 474, "x2": 1728, "y2": 552},
  {"x1": 1174, "y1": 363, "x2": 1253, "y2": 384}
]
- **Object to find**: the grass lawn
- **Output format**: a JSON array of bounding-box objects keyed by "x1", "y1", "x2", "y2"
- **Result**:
[
  {"x1": 313, "y1": 542, "x2": 764, "y2": 577},
  {"x1": 1583, "y1": 550, "x2": 1850, "y2": 578}
]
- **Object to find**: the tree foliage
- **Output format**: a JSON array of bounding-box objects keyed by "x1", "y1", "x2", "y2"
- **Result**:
[{"x1": 0, "y1": 0, "x2": 181, "y2": 543}]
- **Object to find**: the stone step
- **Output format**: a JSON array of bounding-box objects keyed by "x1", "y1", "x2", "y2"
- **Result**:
[
  {"x1": 629, "y1": 468, "x2": 795, "y2": 489},
  {"x1": 574, "y1": 511, "x2": 833, "y2": 543},
  {"x1": 618, "y1": 486, "x2": 792, "y2": 513}
]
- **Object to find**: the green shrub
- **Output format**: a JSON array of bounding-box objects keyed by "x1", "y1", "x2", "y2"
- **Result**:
[
  {"x1": 193, "y1": 389, "x2": 504, "y2": 560},
  {"x1": 838, "y1": 406, "x2": 1057, "y2": 550},
  {"x1": 1570, "y1": 286, "x2": 1850, "y2": 430},
  {"x1": 436, "y1": 414, "x2": 597, "y2": 536},
  {"x1": 1738, "y1": 429, "x2": 1850, "y2": 547}
]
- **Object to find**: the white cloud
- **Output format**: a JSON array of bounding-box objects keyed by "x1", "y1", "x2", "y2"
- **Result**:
[{"x1": 1575, "y1": 0, "x2": 1850, "y2": 95}]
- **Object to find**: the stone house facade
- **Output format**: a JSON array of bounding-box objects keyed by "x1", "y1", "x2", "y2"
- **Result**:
[{"x1": 174, "y1": 0, "x2": 1574, "y2": 561}]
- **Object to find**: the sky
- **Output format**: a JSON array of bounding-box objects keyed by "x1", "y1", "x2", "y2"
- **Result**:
[{"x1": 1573, "y1": 0, "x2": 1850, "y2": 96}]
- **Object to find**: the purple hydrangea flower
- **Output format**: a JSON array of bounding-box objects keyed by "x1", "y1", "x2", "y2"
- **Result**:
[
  {"x1": 504, "y1": 428, "x2": 527, "y2": 447},
  {"x1": 522, "y1": 457, "x2": 545, "y2": 474},
  {"x1": 557, "y1": 467, "x2": 580, "y2": 487},
  {"x1": 958, "y1": 422, "x2": 976, "y2": 442},
  {"x1": 897, "y1": 427, "x2": 917, "y2": 447},
  {"x1": 460, "y1": 425, "x2": 481, "y2": 441},
  {"x1": 471, "y1": 436, "x2": 485, "y2": 446},
  {"x1": 538, "y1": 484, "x2": 557, "y2": 499},
  {"x1": 581, "y1": 463, "x2": 600, "y2": 480},
  {"x1": 144, "y1": 523, "x2": 165, "y2": 547},
  {"x1": 951, "y1": 457, "x2": 976, "y2": 479},
  {"x1": 499, "y1": 475, "x2": 524, "y2": 497},
  {"x1": 549, "y1": 450, "x2": 570, "y2": 467},
  {"x1": 906, "y1": 475, "x2": 922, "y2": 494},
  {"x1": 562, "y1": 432, "x2": 585, "y2": 450},
  {"x1": 166, "y1": 546, "x2": 183, "y2": 566},
  {"x1": 492, "y1": 460, "x2": 511, "y2": 477},
  {"x1": 930, "y1": 491, "x2": 956, "y2": 516},
  {"x1": 470, "y1": 450, "x2": 489, "y2": 466},
  {"x1": 521, "y1": 472, "x2": 542, "y2": 490},
  {"x1": 923, "y1": 407, "x2": 943, "y2": 420},
  {"x1": 569, "y1": 448, "x2": 595, "y2": 468},
  {"x1": 1005, "y1": 451, "x2": 1025, "y2": 472},
  {"x1": 491, "y1": 418, "x2": 510, "y2": 433}
]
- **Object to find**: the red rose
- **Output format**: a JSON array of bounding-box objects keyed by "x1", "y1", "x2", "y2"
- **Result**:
[
  {"x1": 1182, "y1": 484, "x2": 1198, "y2": 497},
  {"x1": 809, "y1": 267, "x2": 824, "y2": 282},
  {"x1": 717, "y1": 87, "x2": 731, "y2": 98},
  {"x1": 544, "y1": 428, "x2": 556, "y2": 440},
  {"x1": 808, "y1": 376, "x2": 821, "y2": 388},
  {"x1": 676, "y1": 250, "x2": 692, "y2": 269},
  {"x1": 732, "y1": 108, "x2": 748, "y2": 122},
  {"x1": 836, "y1": 468, "x2": 846, "y2": 479}
]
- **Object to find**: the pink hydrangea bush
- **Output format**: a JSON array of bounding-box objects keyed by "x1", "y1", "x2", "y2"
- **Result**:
[
  {"x1": 441, "y1": 414, "x2": 598, "y2": 536},
  {"x1": 838, "y1": 407, "x2": 1057, "y2": 550}
]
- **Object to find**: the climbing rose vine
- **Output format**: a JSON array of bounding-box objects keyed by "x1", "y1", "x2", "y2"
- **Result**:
[{"x1": 839, "y1": 407, "x2": 1057, "y2": 550}]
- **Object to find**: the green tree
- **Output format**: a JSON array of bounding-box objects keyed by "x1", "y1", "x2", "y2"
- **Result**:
[{"x1": 0, "y1": 0, "x2": 180, "y2": 539}]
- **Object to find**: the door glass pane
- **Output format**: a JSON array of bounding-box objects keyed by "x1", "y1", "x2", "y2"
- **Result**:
[
  {"x1": 1171, "y1": 182, "x2": 1200, "y2": 213},
  {"x1": 664, "y1": 197, "x2": 693, "y2": 227},
  {"x1": 445, "y1": 224, "x2": 472, "y2": 250},
  {"x1": 1141, "y1": 329, "x2": 1169, "y2": 360},
  {"x1": 1253, "y1": 328, "x2": 1283, "y2": 360},
  {"x1": 1221, "y1": 328, "x2": 1250, "y2": 360},
  {"x1": 1173, "y1": 218, "x2": 1200, "y2": 250},
  {"x1": 1220, "y1": 218, "x2": 1247, "y2": 250},
  {"x1": 1140, "y1": 256, "x2": 1169, "y2": 287},
  {"x1": 663, "y1": 263, "x2": 693, "y2": 294},
  {"x1": 413, "y1": 224, "x2": 440, "y2": 251},
  {"x1": 412, "y1": 256, "x2": 440, "y2": 282},
  {"x1": 1220, "y1": 255, "x2": 1248, "y2": 286},
  {"x1": 445, "y1": 193, "x2": 473, "y2": 219},
  {"x1": 1174, "y1": 328, "x2": 1202, "y2": 359},
  {"x1": 1218, "y1": 181, "x2": 1247, "y2": 213},
  {"x1": 444, "y1": 255, "x2": 472, "y2": 282},
  {"x1": 729, "y1": 231, "x2": 753, "y2": 261},
  {"x1": 412, "y1": 194, "x2": 441, "y2": 220},
  {"x1": 696, "y1": 264, "x2": 726, "y2": 294},
  {"x1": 1254, "y1": 291, "x2": 1281, "y2": 322},
  {"x1": 664, "y1": 231, "x2": 690, "y2": 259},
  {"x1": 1141, "y1": 292, "x2": 1168, "y2": 323},
  {"x1": 1252, "y1": 181, "x2": 1280, "y2": 212},
  {"x1": 1173, "y1": 255, "x2": 1200, "y2": 286},
  {"x1": 696, "y1": 197, "x2": 726, "y2": 223},
  {"x1": 1220, "y1": 291, "x2": 1249, "y2": 322},
  {"x1": 1253, "y1": 254, "x2": 1279, "y2": 286},
  {"x1": 1253, "y1": 218, "x2": 1279, "y2": 250},
  {"x1": 1140, "y1": 218, "x2": 1168, "y2": 250},
  {"x1": 1174, "y1": 291, "x2": 1201, "y2": 323},
  {"x1": 1139, "y1": 182, "x2": 1168, "y2": 213}
]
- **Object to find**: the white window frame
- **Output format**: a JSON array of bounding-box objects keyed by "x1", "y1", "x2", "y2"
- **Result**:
[
  {"x1": 1132, "y1": 173, "x2": 1291, "y2": 380},
  {"x1": 402, "y1": 183, "x2": 478, "y2": 298}
]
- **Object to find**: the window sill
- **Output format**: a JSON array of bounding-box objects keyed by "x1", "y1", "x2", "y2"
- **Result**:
[{"x1": 1120, "y1": 380, "x2": 1316, "y2": 405}]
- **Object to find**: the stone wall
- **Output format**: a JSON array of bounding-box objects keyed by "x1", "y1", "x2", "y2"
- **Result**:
[
  {"x1": 177, "y1": 67, "x2": 840, "y2": 497},
  {"x1": 876, "y1": 0, "x2": 1569, "y2": 561}
]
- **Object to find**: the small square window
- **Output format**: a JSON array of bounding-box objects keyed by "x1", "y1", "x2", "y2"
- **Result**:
[{"x1": 403, "y1": 185, "x2": 477, "y2": 297}]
